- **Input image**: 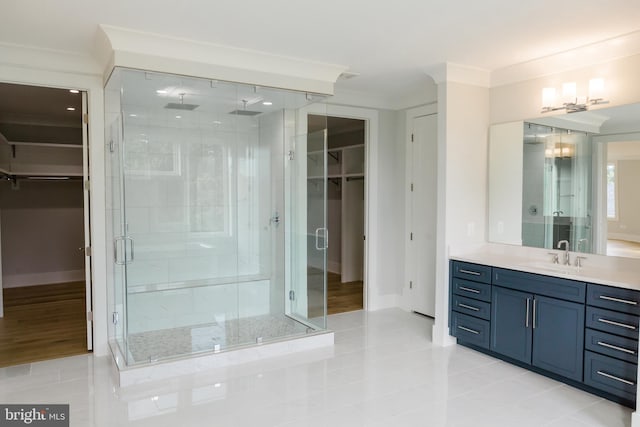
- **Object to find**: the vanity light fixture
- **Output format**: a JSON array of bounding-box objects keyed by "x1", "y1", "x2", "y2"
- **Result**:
[
  {"x1": 262, "y1": 101, "x2": 273, "y2": 106},
  {"x1": 541, "y1": 78, "x2": 609, "y2": 113}
]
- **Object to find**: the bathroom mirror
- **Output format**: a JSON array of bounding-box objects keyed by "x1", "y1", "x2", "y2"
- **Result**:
[{"x1": 488, "y1": 102, "x2": 640, "y2": 259}]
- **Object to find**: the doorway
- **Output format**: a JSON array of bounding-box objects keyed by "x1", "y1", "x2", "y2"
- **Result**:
[
  {"x1": 308, "y1": 115, "x2": 366, "y2": 315},
  {"x1": 0, "y1": 82, "x2": 92, "y2": 367}
]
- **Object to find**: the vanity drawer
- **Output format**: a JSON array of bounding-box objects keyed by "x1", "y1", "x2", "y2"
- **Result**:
[
  {"x1": 587, "y1": 284, "x2": 640, "y2": 316},
  {"x1": 585, "y1": 328, "x2": 639, "y2": 364},
  {"x1": 493, "y1": 268, "x2": 586, "y2": 303},
  {"x1": 586, "y1": 306, "x2": 639, "y2": 339},
  {"x1": 584, "y1": 351, "x2": 637, "y2": 402},
  {"x1": 452, "y1": 294, "x2": 491, "y2": 321},
  {"x1": 452, "y1": 278, "x2": 492, "y2": 302},
  {"x1": 452, "y1": 261, "x2": 492, "y2": 284},
  {"x1": 451, "y1": 312, "x2": 490, "y2": 349}
]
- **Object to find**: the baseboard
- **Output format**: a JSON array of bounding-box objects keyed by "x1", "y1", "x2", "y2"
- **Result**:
[
  {"x1": 608, "y1": 233, "x2": 640, "y2": 243},
  {"x1": 327, "y1": 261, "x2": 341, "y2": 274},
  {"x1": 2, "y1": 269, "x2": 85, "y2": 288}
]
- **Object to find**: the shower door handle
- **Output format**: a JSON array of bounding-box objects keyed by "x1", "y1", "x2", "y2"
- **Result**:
[
  {"x1": 125, "y1": 237, "x2": 134, "y2": 263},
  {"x1": 114, "y1": 237, "x2": 125, "y2": 265},
  {"x1": 114, "y1": 236, "x2": 135, "y2": 265},
  {"x1": 315, "y1": 228, "x2": 328, "y2": 250}
]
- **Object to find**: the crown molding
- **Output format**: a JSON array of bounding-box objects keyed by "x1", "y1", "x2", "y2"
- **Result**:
[
  {"x1": 491, "y1": 30, "x2": 640, "y2": 87},
  {"x1": 96, "y1": 25, "x2": 347, "y2": 95},
  {"x1": 424, "y1": 62, "x2": 490, "y2": 87}
]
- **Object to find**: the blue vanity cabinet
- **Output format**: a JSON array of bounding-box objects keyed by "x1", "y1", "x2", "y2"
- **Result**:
[
  {"x1": 583, "y1": 283, "x2": 640, "y2": 405},
  {"x1": 449, "y1": 259, "x2": 638, "y2": 407},
  {"x1": 491, "y1": 268, "x2": 585, "y2": 382},
  {"x1": 490, "y1": 286, "x2": 532, "y2": 364},
  {"x1": 450, "y1": 261, "x2": 492, "y2": 349}
]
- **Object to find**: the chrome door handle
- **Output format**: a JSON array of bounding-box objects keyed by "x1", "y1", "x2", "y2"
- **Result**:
[
  {"x1": 599, "y1": 295, "x2": 638, "y2": 305},
  {"x1": 598, "y1": 318, "x2": 636, "y2": 330},
  {"x1": 526, "y1": 298, "x2": 531, "y2": 328},
  {"x1": 113, "y1": 238, "x2": 125, "y2": 265},
  {"x1": 458, "y1": 303, "x2": 479, "y2": 312},
  {"x1": 459, "y1": 269, "x2": 481, "y2": 276},
  {"x1": 315, "y1": 228, "x2": 328, "y2": 250},
  {"x1": 457, "y1": 325, "x2": 480, "y2": 335},
  {"x1": 125, "y1": 237, "x2": 134, "y2": 263},
  {"x1": 532, "y1": 298, "x2": 537, "y2": 329},
  {"x1": 597, "y1": 341, "x2": 636, "y2": 355},
  {"x1": 597, "y1": 371, "x2": 635, "y2": 386}
]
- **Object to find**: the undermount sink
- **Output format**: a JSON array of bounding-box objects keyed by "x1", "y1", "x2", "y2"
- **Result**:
[{"x1": 518, "y1": 261, "x2": 580, "y2": 275}]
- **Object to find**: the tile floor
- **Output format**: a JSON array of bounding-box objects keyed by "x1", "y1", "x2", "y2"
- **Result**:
[{"x1": 0, "y1": 309, "x2": 633, "y2": 426}]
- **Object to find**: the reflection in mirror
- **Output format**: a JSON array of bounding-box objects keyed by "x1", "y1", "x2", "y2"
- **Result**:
[
  {"x1": 522, "y1": 124, "x2": 592, "y2": 253},
  {"x1": 489, "y1": 103, "x2": 640, "y2": 259}
]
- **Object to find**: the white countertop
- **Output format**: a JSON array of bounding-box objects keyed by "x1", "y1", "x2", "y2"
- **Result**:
[{"x1": 450, "y1": 246, "x2": 640, "y2": 291}]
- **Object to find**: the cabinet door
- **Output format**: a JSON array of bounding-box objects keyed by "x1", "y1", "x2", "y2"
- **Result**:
[
  {"x1": 532, "y1": 295, "x2": 585, "y2": 382},
  {"x1": 491, "y1": 286, "x2": 532, "y2": 364}
]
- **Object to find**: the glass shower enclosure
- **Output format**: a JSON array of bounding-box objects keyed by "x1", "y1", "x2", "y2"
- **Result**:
[{"x1": 105, "y1": 68, "x2": 329, "y2": 366}]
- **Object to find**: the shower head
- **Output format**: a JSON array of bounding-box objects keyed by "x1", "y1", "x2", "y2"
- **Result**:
[
  {"x1": 228, "y1": 109, "x2": 262, "y2": 116},
  {"x1": 164, "y1": 93, "x2": 199, "y2": 111}
]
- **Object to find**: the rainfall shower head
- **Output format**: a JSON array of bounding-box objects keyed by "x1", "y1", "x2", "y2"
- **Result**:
[
  {"x1": 164, "y1": 93, "x2": 199, "y2": 111},
  {"x1": 228, "y1": 109, "x2": 262, "y2": 116}
]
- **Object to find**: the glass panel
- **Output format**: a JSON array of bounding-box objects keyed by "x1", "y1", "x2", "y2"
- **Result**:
[
  {"x1": 105, "y1": 67, "x2": 327, "y2": 366},
  {"x1": 289, "y1": 130, "x2": 327, "y2": 329}
]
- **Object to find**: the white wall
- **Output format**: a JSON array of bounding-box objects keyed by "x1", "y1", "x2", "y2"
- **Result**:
[
  {"x1": 0, "y1": 180, "x2": 85, "y2": 287},
  {"x1": 433, "y1": 79, "x2": 491, "y2": 345}
]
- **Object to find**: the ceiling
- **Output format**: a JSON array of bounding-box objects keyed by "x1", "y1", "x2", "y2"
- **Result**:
[
  {"x1": 1, "y1": 1, "x2": 640, "y2": 98},
  {"x1": 0, "y1": 83, "x2": 82, "y2": 145}
]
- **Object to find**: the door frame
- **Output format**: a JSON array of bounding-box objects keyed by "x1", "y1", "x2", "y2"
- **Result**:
[
  {"x1": 0, "y1": 79, "x2": 95, "y2": 350},
  {"x1": 295, "y1": 104, "x2": 376, "y2": 311}
]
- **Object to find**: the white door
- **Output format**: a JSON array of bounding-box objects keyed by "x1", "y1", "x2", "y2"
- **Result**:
[{"x1": 410, "y1": 114, "x2": 437, "y2": 317}]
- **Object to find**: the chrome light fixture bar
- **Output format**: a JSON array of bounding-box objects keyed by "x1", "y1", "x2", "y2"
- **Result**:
[{"x1": 541, "y1": 78, "x2": 609, "y2": 114}]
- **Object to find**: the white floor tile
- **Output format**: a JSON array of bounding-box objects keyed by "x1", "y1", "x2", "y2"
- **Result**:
[{"x1": 0, "y1": 309, "x2": 635, "y2": 427}]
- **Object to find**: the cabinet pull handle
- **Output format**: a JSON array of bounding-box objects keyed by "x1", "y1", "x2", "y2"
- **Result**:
[
  {"x1": 459, "y1": 269, "x2": 481, "y2": 276},
  {"x1": 525, "y1": 298, "x2": 531, "y2": 328},
  {"x1": 532, "y1": 298, "x2": 537, "y2": 329},
  {"x1": 598, "y1": 318, "x2": 637, "y2": 330},
  {"x1": 457, "y1": 325, "x2": 480, "y2": 335},
  {"x1": 599, "y1": 295, "x2": 638, "y2": 306},
  {"x1": 458, "y1": 303, "x2": 480, "y2": 312},
  {"x1": 459, "y1": 286, "x2": 480, "y2": 294},
  {"x1": 597, "y1": 341, "x2": 636, "y2": 355},
  {"x1": 596, "y1": 370, "x2": 635, "y2": 386}
]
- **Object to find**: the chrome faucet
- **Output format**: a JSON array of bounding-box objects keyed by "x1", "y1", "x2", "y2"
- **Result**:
[{"x1": 557, "y1": 240, "x2": 570, "y2": 265}]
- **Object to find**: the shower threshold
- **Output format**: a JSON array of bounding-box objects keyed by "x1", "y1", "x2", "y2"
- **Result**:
[{"x1": 110, "y1": 315, "x2": 334, "y2": 387}]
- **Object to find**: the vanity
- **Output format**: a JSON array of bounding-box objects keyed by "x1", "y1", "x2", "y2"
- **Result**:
[{"x1": 449, "y1": 255, "x2": 640, "y2": 408}]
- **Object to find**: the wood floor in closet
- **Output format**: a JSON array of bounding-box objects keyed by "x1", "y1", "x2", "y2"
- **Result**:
[
  {"x1": 0, "y1": 281, "x2": 88, "y2": 367},
  {"x1": 327, "y1": 272, "x2": 363, "y2": 315}
]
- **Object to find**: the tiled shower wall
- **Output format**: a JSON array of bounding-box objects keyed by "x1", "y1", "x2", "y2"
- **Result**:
[{"x1": 120, "y1": 111, "x2": 285, "y2": 334}]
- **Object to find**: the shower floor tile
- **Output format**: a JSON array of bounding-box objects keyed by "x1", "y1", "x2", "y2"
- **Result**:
[{"x1": 126, "y1": 314, "x2": 310, "y2": 363}]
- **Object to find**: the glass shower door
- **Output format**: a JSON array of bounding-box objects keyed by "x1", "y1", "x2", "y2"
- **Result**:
[
  {"x1": 108, "y1": 117, "x2": 128, "y2": 361},
  {"x1": 289, "y1": 130, "x2": 327, "y2": 330}
]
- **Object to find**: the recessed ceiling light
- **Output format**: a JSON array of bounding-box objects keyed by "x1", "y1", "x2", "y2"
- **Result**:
[
  {"x1": 175, "y1": 115, "x2": 181, "y2": 119},
  {"x1": 129, "y1": 114, "x2": 137, "y2": 117},
  {"x1": 156, "y1": 90, "x2": 168, "y2": 94},
  {"x1": 213, "y1": 120, "x2": 222, "y2": 125},
  {"x1": 66, "y1": 107, "x2": 76, "y2": 111},
  {"x1": 262, "y1": 101, "x2": 273, "y2": 106},
  {"x1": 69, "y1": 89, "x2": 80, "y2": 94}
]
